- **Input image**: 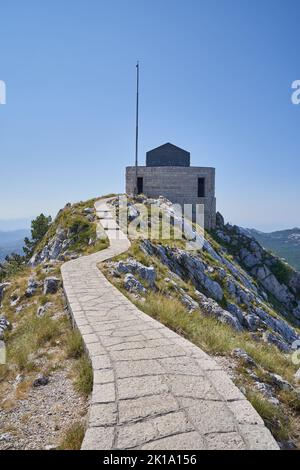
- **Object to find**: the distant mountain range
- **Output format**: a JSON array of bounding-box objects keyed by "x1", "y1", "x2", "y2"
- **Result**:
[
  {"x1": 247, "y1": 227, "x2": 300, "y2": 272},
  {"x1": 0, "y1": 229, "x2": 29, "y2": 261}
]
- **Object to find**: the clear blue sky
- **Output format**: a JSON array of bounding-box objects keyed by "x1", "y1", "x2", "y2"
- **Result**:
[{"x1": 1, "y1": 0, "x2": 299, "y2": 231}]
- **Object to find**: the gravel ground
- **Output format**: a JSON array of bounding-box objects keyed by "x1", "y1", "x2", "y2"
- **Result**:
[{"x1": 0, "y1": 365, "x2": 88, "y2": 450}]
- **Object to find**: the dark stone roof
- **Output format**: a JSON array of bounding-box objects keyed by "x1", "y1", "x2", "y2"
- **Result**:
[{"x1": 146, "y1": 143, "x2": 190, "y2": 167}]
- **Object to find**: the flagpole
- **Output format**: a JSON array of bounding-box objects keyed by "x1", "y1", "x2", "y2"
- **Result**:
[{"x1": 134, "y1": 61, "x2": 139, "y2": 195}]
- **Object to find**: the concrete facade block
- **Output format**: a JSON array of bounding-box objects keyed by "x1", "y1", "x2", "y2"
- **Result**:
[{"x1": 125, "y1": 166, "x2": 216, "y2": 229}]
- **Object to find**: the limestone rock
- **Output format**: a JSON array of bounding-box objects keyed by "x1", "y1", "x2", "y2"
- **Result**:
[
  {"x1": 194, "y1": 290, "x2": 243, "y2": 331},
  {"x1": 216, "y1": 212, "x2": 225, "y2": 228},
  {"x1": 216, "y1": 230, "x2": 231, "y2": 244},
  {"x1": 83, "y1": 207, "x2": 94, "y2": 214},
  {"x1": 37, "y1": 303, "x2": 53, "y2": 317},
  {"x1": 262, "y1": 331, "x2": 290, "y2": 353},
  {"x1": 268, "y1": 373, "x2": 292, "y2": 391},
  {"x1": 112, "y1": 259, "x2": 156, "y2": 287},
  {"x1": 226, "y1": 303, "x2": 245, "y2": 325},
  {"x1": 10, "y1": 294, "x2": 20, "y2": 307},
  {"x1": 252, "y1": 266, "x2": 293, "y2": 306},
  {"x1": 0, "y1": 433, "x2": 12, "y2": 442},
  {"x1": 0, "y1": 282, "x2": 10, "y2": 303},
  {"x1": 180, "y1": 293, "x2": 199, "y2": 312},
  {"x1": 139, "y1": 216, "x2": 300, "y2": 351},
  {"x1": 254, "y1": 382, "x2": 277, "y2": 402},
  {"x1": 33, "y1": 374, "x2": 49, "y2": 387},
  {"x1": 128, "y1": 205, "x2": 139, "y2": 221},
  {"x1": 30, "y1": 228, "x2": 70, "y2": 265},
  {"x1": 232, "y1": 348, "x2": 257, "y2": 367},
  {"x1": 43, "y1": 277, "x2": 60, "y2": 295},
  {"x1": 0, "y1": 315, "x2": 10, "y2": 339},
  {"x1": 140, "y1": 241, "x2": 223, "y2": 301},
  {"x1": 124, "y1": 273, "x2": 146, "y2": 294},
  {"x1": 254, "y1": 307, "x2": 298, "y2": 346},
  {"x1": 25, "y1": 277, "x2": 39, "y2": 297},
  {"x1": 289, "y1": 272, "x2": 300, "y2": 296},
  {"x1": 243, "y1": 313, "x2": 261, "y2": 332}
]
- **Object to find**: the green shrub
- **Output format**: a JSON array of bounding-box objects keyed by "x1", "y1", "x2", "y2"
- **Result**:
[
  {"x1": 65, "y1": 330, "x2": 84, "y2": 359},
  {"x1": 74, "y1": 355, "x2": 93, "y2": 397},
  {"x1": 8, "y1": 314, "x2": 61, "y2": 371},
  {"x1": 269, "y1": 259, "x2": 293, "y2": 286}
]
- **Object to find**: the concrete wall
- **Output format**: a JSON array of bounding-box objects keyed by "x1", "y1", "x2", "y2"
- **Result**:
[{"x1": 126, "y1": 166, "x2": 216, "y2": 229}]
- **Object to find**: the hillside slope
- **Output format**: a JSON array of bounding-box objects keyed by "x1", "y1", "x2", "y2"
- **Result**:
[
  {"x1": 1, "y1": 194, "x2": 299, "y2": 449},
  {"x1": 102, "y1": 196, "x2": 300, "y2": 448},
  {"x1": 0, "y1": 198, "x2": 108, "y2": 450},
  {"x1": 248, "y1": 228, "x2": 300, "y2": 272}
]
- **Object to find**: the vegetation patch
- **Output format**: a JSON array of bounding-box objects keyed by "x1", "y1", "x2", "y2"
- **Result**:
[
  {"x1": 102, "y1": 224, "x2": 300, "y2": 448},
  {"x1": 58, "y1": 421, "x2": 85, "y2": 450},
  {"x1": 73, "y1": 355, "x2": 93, "y2": 397},
  {"x1": 246, "y1": 389, "x2": 291, "y2": 442},
  {"x1": 65, "y1": 329, "x2": 85, "y2": 359},
  {"x1": 269, "y1": 259, "x2": 294, "y2": 286},
  {"x1": 0, "y1": 196, "x2": 109, "y2": 450}
]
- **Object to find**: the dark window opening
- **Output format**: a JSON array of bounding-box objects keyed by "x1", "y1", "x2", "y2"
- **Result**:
[
  {"x1": 198, "y1": 178, "x2": 205, "y2": 197},
  {"x1": 137, "y1": 177, "x2": 143, "y2": 194}
]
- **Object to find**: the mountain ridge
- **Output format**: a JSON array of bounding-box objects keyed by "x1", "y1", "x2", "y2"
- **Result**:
[{"x1": 248, "y1": 227, "x2": 300, "y2": 272}]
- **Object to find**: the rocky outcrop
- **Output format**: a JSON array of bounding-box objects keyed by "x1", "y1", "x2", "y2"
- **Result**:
[
  {"x1": 107, "y1": 198, "x2": 300, "y2": 353},
  {"x1": 43, "y1": 277, "x2": 60, "y2": 295},
  {"x1": 29, "y1": 228, "x2": 71, "y2": 266},
  {"x1": 139, "y1": 239, "x2": 300, "y2": 351},
  {"x1": 124, "y1": 273, "x2": 146, "y2": 294},
  {"x1": 141, "y1": 240, "x2": 224, "y2": 301},
  {"x1": 0, "y1": 283, "x2": 10, "y2": 303},
  {"x1": 110, "y1": 259, "x2": 156, "y2": 287},
  {"x1": 37, "y1": 302, "x2": 53, "y2": 317},
  {"x1": 216, "y1": 218, "x2": 300, "y2": 325},
  {"x1": 232, "y1": 348, "x2": 257, "y2": 367},
  {"x1": 0, "y1": 315, "x2": 10, "y2": 340},
  {"x1": 25, "y1": 278, "x2": 40, "y2": 297},
  {"x1": 194, "y1": 290, "x2": 243, "y2": 331}
]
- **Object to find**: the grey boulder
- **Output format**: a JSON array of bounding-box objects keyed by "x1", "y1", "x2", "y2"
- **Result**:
[
  {"x1": 43, "y1": 277, "x2": 60, "y2": 295},
  {"x1": 25, "y1": 278, "x2": 39, "y2": 297},
  {"x1": 0, "y1": 283, "x2": 10, "y2": 302},
  {"x1": 113, "y1": 259, "x2": 156, "y2": 287},
  {"x1": 33, "y1": 374, "x2": 49, "y2": 387},
  {"x1": 0, "y1": 315, "x2": 11, "y2": 339},
  {"x1": 124, "y1": 273, "x2": 146, "y2": 294}
]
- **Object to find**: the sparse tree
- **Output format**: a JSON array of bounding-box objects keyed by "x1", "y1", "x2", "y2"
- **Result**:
[{"x1": 24, "y1": 213, "x2": 52, "y2": 259}]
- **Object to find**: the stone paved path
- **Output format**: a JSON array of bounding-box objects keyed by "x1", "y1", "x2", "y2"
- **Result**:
[{"x1": 61, "y1": 198, "x2": 279, "y2": 450}]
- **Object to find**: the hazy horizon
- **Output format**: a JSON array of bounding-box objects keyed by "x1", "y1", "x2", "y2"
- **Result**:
[{"x1": 0, "y1": 211, "x2": 299, "y2": 234}]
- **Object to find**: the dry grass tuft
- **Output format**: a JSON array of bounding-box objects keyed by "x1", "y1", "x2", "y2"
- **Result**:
[
  {"x1": 58, "y1": 421, "x2": 85, "y2": 450},
  {"x1": 73, "y1": 355, "x2": 93, "y2": 397}
]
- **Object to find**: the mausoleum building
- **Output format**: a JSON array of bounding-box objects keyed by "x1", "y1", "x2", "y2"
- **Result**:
[{"x1": 126, "y1": 143, "x2": 216, "y2": 229}]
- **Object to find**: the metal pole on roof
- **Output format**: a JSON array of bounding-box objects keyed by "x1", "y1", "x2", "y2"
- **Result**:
[{"x1": 134, "y1": 60, "x2": 139, "y2": 195}]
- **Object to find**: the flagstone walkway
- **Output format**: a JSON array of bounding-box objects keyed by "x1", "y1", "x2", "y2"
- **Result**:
[{"x1": 61, "y1": 198, "x2": 279, "y2": 450}]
